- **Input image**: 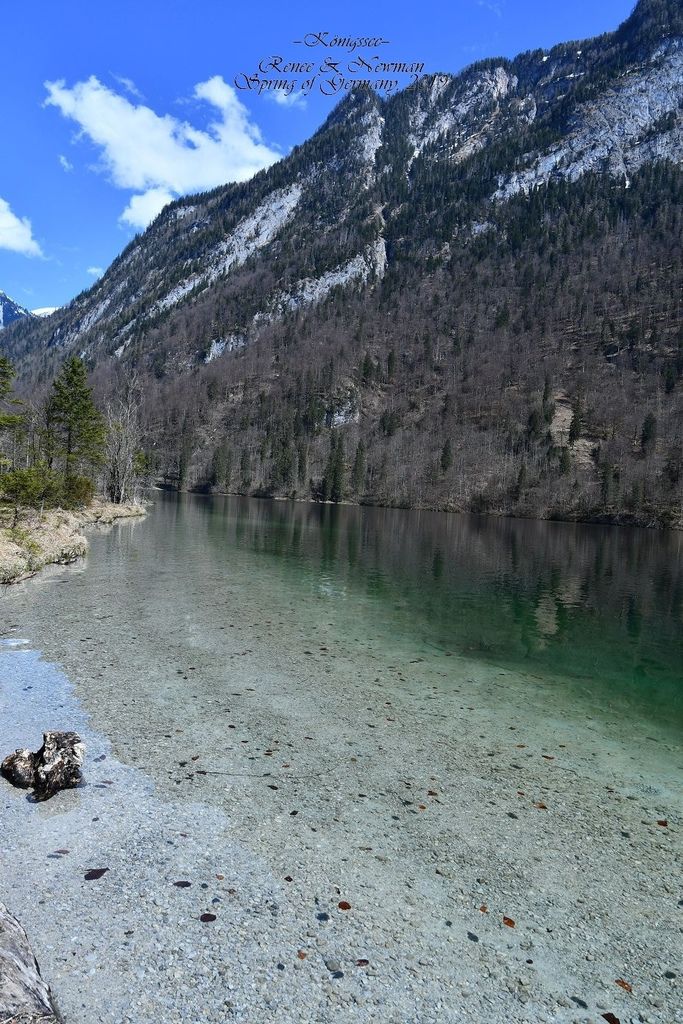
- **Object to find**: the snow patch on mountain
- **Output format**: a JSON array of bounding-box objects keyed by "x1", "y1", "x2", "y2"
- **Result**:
[
  {"x1": 496, "y1": 41, "x2": 683, "y2": 199},
  {"x1": 255, "y1": 238, "x2": 387, "y2": 329},
  {"x1": 154, "y1": 276, "x2": 203, "y2": 315},
  {"x1": 210, "y1": 184, "x2": 303, "y2": 281},
  {"x1": 205, "y1": 339, "x2": 226, "y2": 363},
  {"x1": 112, "y1": 324, "x2": 136, "y2": 359},
  {"x1": 152, "y1": 184, "x2": 303, "y2": 316},
  {"x1": 0, "y1": 291, "x2": 31, "y2": 329},
  {"x1": 76, "y1": 295, "x2": 114, "y2": 334},
  {"x1": 328, "y1": 399, "x2": 360, "y2": 427},
  {"x1": 204, "y1": 335, "x2": 246, "y2": 363},
  {"x1": 280, "y1": 238, "x2": 387, "y2": 313},
  {"x1": 171, "y1": 205, "x2": 197, "y2": 221},
  {"x1": 429, "y1": 75, "x2": 451, "y2": 105},
  {"x1": 360, "y1": 110, "x2": 384, "y2": 185},
  {"x1": 410, "y1": 66, "x2": 518, "y2": 165}
]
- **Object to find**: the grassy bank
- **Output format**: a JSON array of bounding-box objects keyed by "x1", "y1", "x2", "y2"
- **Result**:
[{"x1": 0, "y1": 500, "x2": 146, "y2": 584}]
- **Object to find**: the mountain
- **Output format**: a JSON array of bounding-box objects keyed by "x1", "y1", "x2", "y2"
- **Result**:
[
  {"x1": 31, "y1": 307, "x2": 60, "y2": 318},
  {"x1": 0, "y1": 291, "x2": 32, "y2": 330},
  {"x1": 4, "y1": 0, "x2": 683, "y2": 525}
]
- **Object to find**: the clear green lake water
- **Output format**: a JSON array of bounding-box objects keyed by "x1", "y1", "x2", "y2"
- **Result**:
[
  {"x1": 131, "y1": 493, "x2": 683, "y2": 738},
  {"x1": 4, "y1": 491, "x2": 682, "y2": 752}
]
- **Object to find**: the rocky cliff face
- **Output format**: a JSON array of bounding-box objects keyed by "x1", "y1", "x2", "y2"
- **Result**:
[
  {"x1": 4, "y1": 0, "x2": 683, "y2": 524},
  {"x1": 496, "y1": 39, "x2": 683, "y2": 198}
]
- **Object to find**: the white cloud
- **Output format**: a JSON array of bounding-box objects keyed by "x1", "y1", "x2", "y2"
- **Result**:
[
  {"x1": 0, "y1": 197, "x2": 43, "y2": 257},
  {"x1": 86, "y1": 265, "x2": 104, "y2": 277},
  {"x1": 44, "y1": 75, "x2": 282, "y2": 229},
  {"x1": 59, "y1": 154, "x2": 73, "y2": 171},
  {"x1": 476, "y1": 0, "x2": 504, "y2": 16},
  {"x1": 266, "y1": 90, "x2": 307, "y2": 109},
  {"x1": 112, "y1": 74, "x2": 143, "y2": 100},
  {"x1": 120, "y1": 188, "x2": 175, "y2": 229}
]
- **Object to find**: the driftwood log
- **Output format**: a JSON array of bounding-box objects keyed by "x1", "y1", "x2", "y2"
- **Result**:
[
  {"x1": 0, "y1": 902, "x2": 60, "y2": 1023},
  {"x1": 1, "y1": 731, "x2": 85, "y2": 801}
]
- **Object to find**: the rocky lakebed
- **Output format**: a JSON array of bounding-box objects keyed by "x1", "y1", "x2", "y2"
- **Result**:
[{"x1": 0, "y1": 501, "x2": 681, "y2": 1024}]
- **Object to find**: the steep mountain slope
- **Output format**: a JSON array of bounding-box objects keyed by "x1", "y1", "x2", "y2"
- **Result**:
[
  {"x1": 0, "y1": 291, "x2": 31, "y2": 329},
  {"x1": 4, "y1": 0, "x2": 683, "y2": 524}
]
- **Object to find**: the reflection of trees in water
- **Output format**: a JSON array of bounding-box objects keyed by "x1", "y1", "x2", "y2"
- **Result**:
[{"x1": 171, "y1": 493, "x2": 683, "y2": 717}]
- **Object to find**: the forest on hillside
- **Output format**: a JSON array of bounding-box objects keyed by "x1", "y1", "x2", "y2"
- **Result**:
[
  {"x1": 4, "y1": 0, "x2": 682, "y2": 528},
  {"x1": 72, "y1": 161, "x2": 681, "y2": 528}
]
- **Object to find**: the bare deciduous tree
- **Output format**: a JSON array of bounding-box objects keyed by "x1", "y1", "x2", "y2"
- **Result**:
[{"x1": 104, "y1": 380, "x2": 143, "y2": 504}]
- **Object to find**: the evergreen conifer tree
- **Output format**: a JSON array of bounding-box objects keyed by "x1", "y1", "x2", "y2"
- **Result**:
[
  {"x1": 330, "y1": 434, "x2": 345, "y2": 503},
  {"x1": 0, "y1": 356, "x2": 22, "y2": 435},
  {"x1": 48, "y1": 357, "x2": 105, "y2": 500},
  {"x1": 352, "y1": 441, "x2": 366, "y2": 493},
  {"x1": 441, "y1": 439, "x2": 453, "y2": 474},
  {"x1": 641, "y1": 413, "x2": 657, "y2": 456}
]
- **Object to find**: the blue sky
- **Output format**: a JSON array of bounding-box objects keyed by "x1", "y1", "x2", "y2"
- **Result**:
[{"x1": 1, "y1": 0, "x2": 636, "y2": 310}]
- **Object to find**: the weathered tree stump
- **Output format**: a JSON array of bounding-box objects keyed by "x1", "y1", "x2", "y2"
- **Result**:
[
  {"x1": 0, "y1": 902, "x2": 61, "y2": 1023},
  {"x1": 1, "y1": 731, "x2": 85, "y2": 801},
  {"x1": 0, "y1": 747, "x2": 36, "y2": 789},
  {"x1": 32, "y1": 732, "x2": 85, "y2": 801}
]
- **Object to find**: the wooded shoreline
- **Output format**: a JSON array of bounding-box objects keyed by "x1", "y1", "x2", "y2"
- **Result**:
[{"x1": 164, "y1": 482, "x2": 683, "y2": 532}]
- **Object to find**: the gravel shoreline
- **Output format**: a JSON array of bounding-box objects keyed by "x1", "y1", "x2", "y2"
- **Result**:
[
  {"x1": 0, "y1": 518, "x2": 681, "y2": 1024},
  {"x1": 0, "y1": 501, "x2": 145, "y2": 584}
]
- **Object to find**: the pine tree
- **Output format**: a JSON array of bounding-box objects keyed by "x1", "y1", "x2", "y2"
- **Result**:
[
  {"x1": 47, "y1": 357, "x2": 105, "y2": 500},
  {"x1": 323, "y1": 433, "x2": 345, "y2": 503},
  {"x1": 297, "y1": 441, "x2": 308, "y2": 487},
  {"x1": 440, "y1": 439, "x2": 453, "y2": 474},
  {"x1": 361, "y1": 352, "x2": 374, "y2": 383},
  {"x1": 0, "y1": 464, "x2": 60, "y2": 523},
  {"x1": 211, "y1": 442, "x2": 232, "y2": 490},
  {"x1": 0, "y1": 357, "x2": 15, "y2": 429},
  {"x1": 641, "y1": 413, "x2": 657, "y2": 456},
  {"x1": 516, "y1": 463, "x2": 528, "y2": 497},
  {"x1": 352, "y1": 440, "x2": 366, "y2": 493},
  {"x1": 330, "y1": 434, "x2": 345, "y2": 503},
  {"x1": 271, "y1": 434, "x2": 294, "y2": 491},
  {"x1": 568, "y1": 402, "x2": 582, "y2": 446},
  {"x1": 240, "y1": 447, "x2": 251, "y2": 489},
  {"x1": 0, "y1": 356, "x2": 23, "y2": 437}
]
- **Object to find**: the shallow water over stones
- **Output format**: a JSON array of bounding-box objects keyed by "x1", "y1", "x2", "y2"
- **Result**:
[{"x1": 0, "y1": 495, "x2": 681, "y2": 1023}]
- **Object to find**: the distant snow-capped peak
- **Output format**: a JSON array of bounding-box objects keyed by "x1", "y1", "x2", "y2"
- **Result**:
[{"x1": 0, "y1": 291, "x2": 32, "y2": 329}]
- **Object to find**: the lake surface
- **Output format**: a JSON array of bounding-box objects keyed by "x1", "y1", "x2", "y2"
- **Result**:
[
  {"x1": 1, "y1": 494, "x2": 681, "y2": 1024},
  {"x1": 63, "y1": 491, "x2": 683, "y2": 737},
  {"x1": 5, "y1": 491, "x2": 683, "y2": 755},
  {"x1": 192, "y1": 493, "x2": 683, "y2": 734}
]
